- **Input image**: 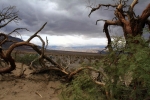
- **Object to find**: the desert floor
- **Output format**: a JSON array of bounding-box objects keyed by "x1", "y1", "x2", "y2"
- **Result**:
[
  {"x1": 0, "y1": 63, "x2": 62, "y2": 100},
  {"x1": 0, "y1": 50, "x2": 102, "y2": 100}
]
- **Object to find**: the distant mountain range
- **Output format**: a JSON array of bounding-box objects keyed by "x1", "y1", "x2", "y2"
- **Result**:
[
  {"x1": 1, "y1": 36, "x2": 32, "y2": 50},
  {"x1": 1, "y1": 36, "x2": 22, "y2": 48},
  {"x1": 1, "y1": 36, "x2": 106, "y2": 53},
  {"x1": 48, "y1": 45, "x2": 106, "y2": 53}
]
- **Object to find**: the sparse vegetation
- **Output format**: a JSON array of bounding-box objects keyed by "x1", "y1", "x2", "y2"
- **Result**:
[
  {"x1": 12, "y1": 52, "x2": 39, "y2": 66},
  {"x1": 60, "y1": 71, "x2": 103, "y2": 100},
  {"x1": 60, "y1": 34, "x2": 150, "y2": 100}
]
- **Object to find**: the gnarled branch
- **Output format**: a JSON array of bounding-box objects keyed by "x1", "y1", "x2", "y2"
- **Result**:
[
  {"x1": 130, "y1": 0, "x2": 138, "y2": 10},
  {"x1": 88, "y1": 4, "x2": 117, "y2": 17},
  {"x1": 0, "y1": 23, "x2": 50, "y2": 73},
  {"x1": 140, "y1": 3, "x2": 150, "y2": 22},
  {"x1": 27, "y1": 22, "x2": 47, "y2": 42},
  {"x1": 103, "y1": 20, "x2": 122, "y2": 51},
  {"x1": 68, "y1": 67, "x2": 108, "y2": 80},
  {"x1": 8, "y1": 28, "x2": 29, "y2": 36}
]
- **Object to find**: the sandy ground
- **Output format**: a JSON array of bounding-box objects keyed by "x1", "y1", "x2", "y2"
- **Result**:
[
  {"x1": 0, "y1": 63, "x2": 62, "y2": 100},
  {"x1": 0, "y1": 53, "x2": 101, "y2": 100}
]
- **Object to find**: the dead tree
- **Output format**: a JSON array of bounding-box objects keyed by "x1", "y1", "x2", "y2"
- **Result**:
[
  {"x1": 0, "y1": 6, "x2": 112, "y2": 97},
  {"x1": 0, "y1": 24, "x2": 106, "y2": 83},
  {"x1": 88, "y1": 0, "x2": 150, "y2": 51},
  {"x1": 0, "y1": 6, "x2": 106, "y2": 85},
  {"x1": 0, "y1": 6, "x2": 61, "y2": 73}
]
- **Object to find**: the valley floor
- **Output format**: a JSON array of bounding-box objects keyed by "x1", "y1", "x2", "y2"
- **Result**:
[{"x1": 0, "y1": 63, "x2": 62, "y2": 100}]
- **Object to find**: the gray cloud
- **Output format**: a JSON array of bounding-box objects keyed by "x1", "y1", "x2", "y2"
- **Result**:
[{"x1": 0, "y1": 0, "x2": 149, "y2": 39}]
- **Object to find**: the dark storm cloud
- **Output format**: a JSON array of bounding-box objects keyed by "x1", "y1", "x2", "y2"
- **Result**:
[{"x1": 0, "y1": 0, "x2": 149, "y2": 38}]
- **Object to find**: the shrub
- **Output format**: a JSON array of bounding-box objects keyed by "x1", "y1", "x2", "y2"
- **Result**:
[
  {"x1": 12, "y1": 52, "x2": 39, "y2": 66},
  {"x1": 60, "y1": 35, "x2": 150, "y2": 100},
  {"x1": 60, "y1": 71, "x2": 104, "y2": 100}
]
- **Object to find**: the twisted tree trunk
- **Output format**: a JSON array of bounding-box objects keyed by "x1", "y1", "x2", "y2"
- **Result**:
[{"x1": 89, "y1": 0, "x2": 150, "y2": 51}]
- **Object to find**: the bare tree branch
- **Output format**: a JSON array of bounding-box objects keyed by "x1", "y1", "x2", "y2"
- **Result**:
[
  {"x1": 96, "y1": 19, "x2": 106, "y2": 25},
  {"x1": 8, "y1": 28, "x2": 29, "y2": 36},
  {"x1": 130, "y1": 0, "x2": 138, "y2": 10},
  {"x1": 0, "y1": 16, "x2": 18, "y2": 28},
  {"x1": 88, "y1": 4, "x2": 117, "y2": 17},
  {"x1": 104, "y1": 20, "x2": 122, "y2": 51},
  {"x1": 0, "y1": 6, "x2": 20, "y2": 28},
  {"x1": 27, "y1": 22, "x2": 47, "y2": 42},
  {"x1": 45, "y1": 36, "x2": 48, "y2": 50},
  {"x1": 0, "y1": 33, "x2": 8, "y2": 45},
  {"x1": 140, "y1": 3, "x2": 150, "y2": 22},
  {"x1": 94, "y1": 80, "x2": 105, "y2": 86},
  {"x1": 0, "y1": 23, "x2": 50, "y2": 73},
  {"x1": 96, "y1": 19, "x2": 122, "y2": 51},
  {"x1": 68, "y1": 67, "x2": 108, "y2": 80}
]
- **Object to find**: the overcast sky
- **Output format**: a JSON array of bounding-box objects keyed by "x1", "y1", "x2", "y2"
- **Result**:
[{"x1": 0, "y1": 0, "x2": 149, "y2": 47}]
